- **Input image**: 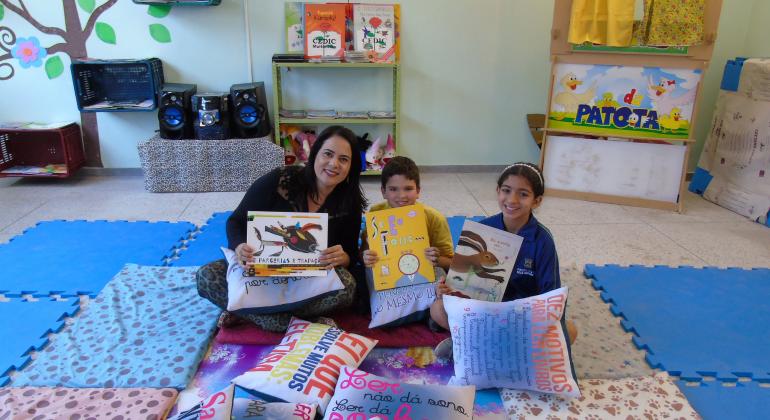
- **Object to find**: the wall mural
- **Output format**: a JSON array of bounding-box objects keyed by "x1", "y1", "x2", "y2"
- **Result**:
[{"x1": 0, "y1": 0, "x2": 173, "y2": 167}]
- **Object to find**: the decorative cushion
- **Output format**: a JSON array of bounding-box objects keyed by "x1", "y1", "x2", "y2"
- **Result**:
[
  {"x1": 168, "y1": 384, "x2": 234, "y2": 420},
  {"x1": 232, "y1": 318, "x2": 377, "y2": 415},
  {"x1": 323, "y1": 366, "x2": 476, "y2": 420},
  {"x1": 223, "y1": 248, "x2": 344, "y2": 315},
  {"x1": 444, "y1": 287, "x2": 580, "y2": 397}
]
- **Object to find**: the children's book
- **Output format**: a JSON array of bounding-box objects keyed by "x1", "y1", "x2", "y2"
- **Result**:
[
  {"x1": 285, "y1": 2, "x2": 304, "y2": 53},
  {"x1": 366, "y1": 204, "x2": 435, "y2": 291},
  {"x1": 304, "y1": 3, "x2": 346, "y2": 59},
  {"x1": 353, "y1": 4, "x2": 396, "y2": 63},
  {"x1": 246, "y1": 211, "x2": 328, "y2": 277},
  {"x1": 445, "y1": 220, "x2": 523, "y2": 302}
]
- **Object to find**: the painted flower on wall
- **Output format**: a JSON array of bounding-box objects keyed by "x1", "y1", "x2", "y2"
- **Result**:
[{"x1": 11, "y1": 37, "x2": 47, "y2": 68}]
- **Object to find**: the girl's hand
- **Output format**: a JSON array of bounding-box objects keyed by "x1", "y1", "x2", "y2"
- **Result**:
[
  {"x1": 235, "y1": 243, "x2": 255, "y2": 269},
  {"x1": 435, "y1": 276, "x2": 453, "y2": 298},
  {"x1": 362, "y1": 249, "x2": 379, "y2": 268},
  {"x1": 424, "y1": 247, "x2": 440, "y2": 266},
  {"x1": 319, "y1": 245, "x2": 349, "y2": 270}
]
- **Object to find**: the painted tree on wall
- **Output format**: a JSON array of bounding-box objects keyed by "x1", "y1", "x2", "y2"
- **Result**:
[{"x1": 0, "y1": 0, "x2": 173, "y2": 167}]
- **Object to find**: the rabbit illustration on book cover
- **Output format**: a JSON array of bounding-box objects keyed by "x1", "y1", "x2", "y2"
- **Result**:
[{"x1": 451, "y1": 230, "x2": 506, "y2": 283}]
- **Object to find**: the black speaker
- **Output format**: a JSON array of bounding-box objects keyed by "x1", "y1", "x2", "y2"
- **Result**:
[
  {"x1": 158, "y1": 83, "x2": 197, "y2": 140},
  {"x1": 192, "y1": 92, "x2": 230, "y2": 140},
  {"x1": 229, "y1": 82, "x2": 271, "y2": 139}
]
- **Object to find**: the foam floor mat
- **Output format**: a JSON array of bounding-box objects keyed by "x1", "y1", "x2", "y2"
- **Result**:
[
  {"x1": 0, "y1": 387, "x2": 178, "y2": 418},
  {"x1": 0, "y1": 298, "x2": 79, "y2": 382},
  {"x1": 170, "y1": 211, "x2": 232, "y2": 267},
  {"x1": 11, "y1": 264, "x2": 220, "y2": 389},
  {"x1": 677, "y1": 380, "x2": 770, "y2": 419},
  {"x1": 585, "y1": 264, "x2": 770, "y2": 381},
  {"x1": 0, "y1": 220, "x2": 195, "y2": 297},
  {"x1": 446, "y1": 215, "x2": 486, "y2": 246}
]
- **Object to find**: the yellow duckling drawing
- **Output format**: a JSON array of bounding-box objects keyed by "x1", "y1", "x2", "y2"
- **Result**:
[
  {"x1": 659, "y1": 108, "x2": 689, "y2": 133},
  {"x1": 553, "y1": 73, "x2": 597, "y2": 115},
  {"x1": 406, "y1": 346, "x2": 436, "y2": 368},
  {"x1": 596, "y1": 92, "x2": 621, "y2": 109}
]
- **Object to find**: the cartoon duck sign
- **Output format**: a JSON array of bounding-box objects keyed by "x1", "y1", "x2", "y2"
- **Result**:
[{"x1": 548, "y1": 63, "x2": 702, "y2": 140}]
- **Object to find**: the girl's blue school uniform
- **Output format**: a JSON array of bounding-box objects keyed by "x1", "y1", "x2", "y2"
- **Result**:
[{"x1": 480, "y1": 213, "x2": 560, "y2": 301}]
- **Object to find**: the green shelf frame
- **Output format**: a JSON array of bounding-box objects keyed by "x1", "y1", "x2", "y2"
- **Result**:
[{"x1": 272, "y1": 61, "x2": 400, "y2": 176}]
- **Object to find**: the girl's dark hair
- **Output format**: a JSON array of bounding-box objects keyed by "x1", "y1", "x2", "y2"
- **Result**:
[
  {"x1": 497, "y1": 162, "x2": 545, "y2": 197},
  {"x1": 303, "y1": 125, "x2": 368, "y2": 215}
]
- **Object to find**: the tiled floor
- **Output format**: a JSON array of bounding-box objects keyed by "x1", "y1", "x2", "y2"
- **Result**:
[{"x1": 1, "y1": 171, "x2": 769, "y2": 269}]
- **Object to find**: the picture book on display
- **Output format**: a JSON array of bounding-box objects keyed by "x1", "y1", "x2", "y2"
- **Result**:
[
  {"x1": 304, "y1": 3, "x2": 346, "y2": 59},
  {"x1": 445, "y1": 220, "x2": 523, "y2": 301},
  {"x1": 365, "y1": 204, "x2": 435, "y2": 291},
  {"x1": 246, "y1": 211, "x2": 328, "y2": 277},
  {"x1": 285, "y1": 2, "x2": 304, "y2": 53},
  {"x1": 353, "y1": 4, "x2": 396, "y2": 63}
]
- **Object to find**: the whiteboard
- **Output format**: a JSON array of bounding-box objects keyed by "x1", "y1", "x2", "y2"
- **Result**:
[{"x1": 543, "y1": 135, "x2": 686, "y2": 203}]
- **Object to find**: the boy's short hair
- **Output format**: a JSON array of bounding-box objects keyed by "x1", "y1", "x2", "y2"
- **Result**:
[{"x1": 381, "y1": 156, "x2": 420, "y2": 189}]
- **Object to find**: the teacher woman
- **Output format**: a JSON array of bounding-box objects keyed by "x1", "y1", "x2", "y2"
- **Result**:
[{"x1": 196, "y1": 125, "x2": 368, "y2": 331}]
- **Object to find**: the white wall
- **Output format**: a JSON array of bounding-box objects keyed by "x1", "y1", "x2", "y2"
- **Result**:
[{"x1": 0, "y1": 0, "x2": 764, "y2": 169}]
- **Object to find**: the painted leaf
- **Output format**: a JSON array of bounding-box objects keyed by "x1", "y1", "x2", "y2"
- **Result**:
[
  {"x1": 149, "y1": 24, "x2": 171, "y2": 43},
  {"x1": 45, "y1": 56, "x2": 64, "y2": 79},
  {"x1": 95, "y1": 22, "x2": 116, "y2": 44},
  {"x1": 77, "y1": 0, "x2": 95, "y2": 13},
  {"x1": 148, "y1": 5, "x2": 171, "y2": 18}
]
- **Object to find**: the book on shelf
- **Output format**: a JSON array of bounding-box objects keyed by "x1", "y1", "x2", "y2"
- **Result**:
[
  {"x1": 246, "y1": 211, "x2": 329, "y2": 277},
  {"x1": 1, "y1": 164, "x2": 68, "y2": 175},
  {"x1": 353, "y1": 4, "x2": 397, "y2": 63},
  {"x1": 272, "y1": 53, "x2": 306, "y2": 63},
  {"x1": 306, "y1": 109, "x2": 338, "y2": 119},
  {"x1": 279, "y1": 109, "x2": 307, "y2": 118},
  {"x1": 367, "y1": 111, "x2": 396, "y2": 119},
  {"x1": 285, "y1": 2, "x2": 304, "y2": 54},
  {"x1": 365, "y1": 204, "x2": 435, "y2": 291},
  {"x1": 304, "y1": 3, "x2": 346, "y2": 59},
  {"x1": 336, "y1": 111, "x2": 369, "y2": 119},
  {"x1": 445, "y1": 219, "x2": 523, "y2": 302}
]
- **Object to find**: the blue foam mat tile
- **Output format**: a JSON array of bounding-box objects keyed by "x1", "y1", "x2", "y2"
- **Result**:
[
  {"x1": 169, "y1": 211, "x2": 232, "y2": 266},
  {"x1": 0, "y1": 376, "x2": 8, "y2": 387},
  {"x1": 0, "y1": 298, "x2": 80, "y2": 378},
  {"x1": 586, "y1": 265, "x2": 770, "y2": 381},
  {"x1": 0, "y1": 220, "x2": 195, "y2": 297},
  {"x1": 11, "y1": 264, "x2": 219, "y2": 389},
  {"x1": 447, "y1": 215, "x2": 486, "y2": 247},
  {"x1": 678, "y1": 380, "x2": 770, "y2": 420}
]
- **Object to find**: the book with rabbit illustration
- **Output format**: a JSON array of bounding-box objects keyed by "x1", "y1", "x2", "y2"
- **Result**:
[
  {"x1": 365, "y1": 204, "x2": 435, "y2": 291},
  {"x1": 246, "y1": 211, "x2": 329, "y2": 277},
  {"x1": 446, "y1": 220, "x2": 524, "y2": 302}
]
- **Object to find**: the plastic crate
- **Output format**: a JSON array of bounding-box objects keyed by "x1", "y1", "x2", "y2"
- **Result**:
[
  {"x1": 131, "y1": 0, "x2": 221, "y2": 5},
  {"x1": 71, "y1": 58, "x2": 164, "y2": 112},
  {"x1": 0, "y1": 123, "x2": 85, "y2": 178}
]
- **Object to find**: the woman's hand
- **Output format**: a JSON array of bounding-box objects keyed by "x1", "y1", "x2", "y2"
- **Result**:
[
  {"x1": 319, "y1": 245, "x2": 349, "y2": 270},
  {"x1": 362, "y1": 249, "x2": 379, "y2": 268},
  {"x1": 424, "y1": 247, "x2": 440, "y2": 266},
  {"x1": 234, "y1": 243, "x2": 255, "y2": 269}
]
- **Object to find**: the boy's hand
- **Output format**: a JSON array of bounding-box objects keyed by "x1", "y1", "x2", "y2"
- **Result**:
[
  {"x1": 362, "y1": 249, "x2": 379, "y2": 268},
  {"x1": 424, "y1": 247, "x2": 440, "y2": 266},
  {"x1": 235, "y1": 243, "x2": 255, "y2": 269}
]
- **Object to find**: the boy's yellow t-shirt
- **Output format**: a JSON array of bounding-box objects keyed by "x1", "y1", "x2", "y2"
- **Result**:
[{"x1": 368, "y1": 201, "x2": 454, "y2": 258}]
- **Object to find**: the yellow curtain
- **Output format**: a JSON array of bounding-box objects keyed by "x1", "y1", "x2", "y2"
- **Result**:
[
  {"x1": 644, "y1": 0, "x2": 705, "y2": 46},
  {"x1": 568, "y1": 0, "x2": 636, "y2": 47}
]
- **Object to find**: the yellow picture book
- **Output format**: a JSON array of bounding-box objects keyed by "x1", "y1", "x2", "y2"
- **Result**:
[{"x1": 365, "y1": 204, "x2": 435, "y2": 291}]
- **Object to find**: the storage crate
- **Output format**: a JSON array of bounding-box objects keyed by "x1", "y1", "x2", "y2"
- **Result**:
[
  {"x1": 0, "y1": 123, "x2": 85, "y2": 178},
  {"x1": 71, "y1": 58, "x2": 164, "y2": 112},
  {"x1": 137, "y1": 135, "x2": 282, "y2": 192}
]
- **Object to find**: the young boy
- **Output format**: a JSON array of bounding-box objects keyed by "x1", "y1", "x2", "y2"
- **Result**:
[{"x1": 362, "y1": 156, "x2": 454, "y2": 272}]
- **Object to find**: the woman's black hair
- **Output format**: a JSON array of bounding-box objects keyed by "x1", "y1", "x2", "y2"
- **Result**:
[
  {"x1": 303, "y1": 125, "x2": 368, "y2": 215},
  {"x1": 497, "y1": 162, "x2": 545, "y2": 197}
]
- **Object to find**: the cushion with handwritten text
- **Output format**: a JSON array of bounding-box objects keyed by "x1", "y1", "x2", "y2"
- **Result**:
[
  {"x1": 232, "y1": 318, "x2": 378, "y2": 415},
  {"x1": 223, "y1": 248, "x2": 344, "y2": 314},
  {"x1": 444, "y1": 287, "x2": 580, "y2": 397},
  {"x1": 323, "y1": 366, "x2": 475, "y2": 420}
]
